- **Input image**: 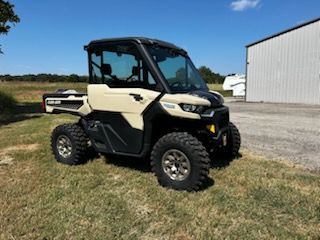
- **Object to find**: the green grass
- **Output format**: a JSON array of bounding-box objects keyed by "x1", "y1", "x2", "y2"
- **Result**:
[{"x1": 0, "y1": 81, "x2": 319, "y2": 239}]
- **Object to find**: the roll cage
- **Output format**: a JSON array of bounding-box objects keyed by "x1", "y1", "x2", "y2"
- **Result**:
[{"x1": 84, "y1": 37, "x2": 207, "y2": 94}]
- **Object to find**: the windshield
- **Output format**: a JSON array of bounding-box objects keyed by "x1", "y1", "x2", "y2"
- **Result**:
[{"x1": 146, "y1": 46, "x2": 208, "y2": 93}]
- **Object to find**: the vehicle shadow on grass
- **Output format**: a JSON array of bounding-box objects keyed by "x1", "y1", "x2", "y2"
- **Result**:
[
  {"x1": 14, "y1": 102, "x2": 43, "y2": 114},
  {"x1": 102, "y1": 154, "x2": 244, "y2": 191},
  {"x1": 103, "y1": 155, "x2": 151, "y2": 173},
  {"x1": 0, "y1": 102, "x2": 43, "y2": 127},
  {"x1": 210, "y1": 152, "x2": 243, "y2": 169},
  {"x1": 104, "y1": 155, "x2": 215, "y2": 191}
]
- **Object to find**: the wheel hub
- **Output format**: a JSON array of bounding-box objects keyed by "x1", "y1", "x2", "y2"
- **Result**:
[
  {"x1": 161, "y1": 149, "x2": 191, "y2": 181},
  {"x1": 56, "y1": 135, "x2": 72, "y2": 158}
]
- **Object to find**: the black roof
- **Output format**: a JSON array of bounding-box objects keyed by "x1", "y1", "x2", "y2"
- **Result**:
[
  {"x1": 86, "y1": 37, "x2": 186, "y2": 53},
  {"x1": 246, "y1": 17, "x2": 320, "y2": 48}
]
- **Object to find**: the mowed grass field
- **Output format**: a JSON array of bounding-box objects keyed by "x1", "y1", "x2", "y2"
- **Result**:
[
  {"x1": 0, "y1": 81, "x2": 87, "y2": 103},
  {"x1": 0, "y1": 81, "x2": 319, "y2": 239}
]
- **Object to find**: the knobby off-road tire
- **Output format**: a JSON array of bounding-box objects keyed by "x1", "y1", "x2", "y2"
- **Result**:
[
  {"x1": 151, "y1": 132, "x2": 210, "y2": 191},
  {"x1": 222, "y1": 122, "x2": 241, "y2": 158},
  {"x1": 51, "y1": 123, "x2": 89, "y2": 165}
]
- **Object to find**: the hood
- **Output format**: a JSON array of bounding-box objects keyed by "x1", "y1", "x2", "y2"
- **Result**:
[{"x1": 189, "y1": 90, "x2": 224, "y2": 107}]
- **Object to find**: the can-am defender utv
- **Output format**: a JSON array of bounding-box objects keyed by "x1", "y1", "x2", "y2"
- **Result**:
[{"x1": 43, "y1": 37, "x2": 241, "y2": 191}]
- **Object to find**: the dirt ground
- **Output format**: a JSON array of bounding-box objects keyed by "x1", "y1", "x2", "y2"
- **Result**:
[{"x1": 226, "y1": 100, "x2": 320, "y2": 169}]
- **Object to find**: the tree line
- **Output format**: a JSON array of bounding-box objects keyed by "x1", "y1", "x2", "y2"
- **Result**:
[
  {"x1": 0, "y1": 74, "x2": 88, "y2": 83},
  {"x1": 198, "y1": 66, "x2": 225, "y2": 84},
  {"x1": 0, "y1": 66, "x2": 225, "y2": 84}
]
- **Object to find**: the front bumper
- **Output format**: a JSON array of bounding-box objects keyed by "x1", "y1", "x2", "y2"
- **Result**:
[{"x1": 198, "y1": 106, "x2": 230, "y2": 148}]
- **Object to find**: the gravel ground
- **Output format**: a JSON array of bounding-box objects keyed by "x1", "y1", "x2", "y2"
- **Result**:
[{"x1": 226, "y1": 100, "x2": 320, "y2": 169}]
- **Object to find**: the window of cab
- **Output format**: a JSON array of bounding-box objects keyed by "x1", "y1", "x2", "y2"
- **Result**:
[{"x1": 90, "y1": 42, "x2": 162, "y2": 91}]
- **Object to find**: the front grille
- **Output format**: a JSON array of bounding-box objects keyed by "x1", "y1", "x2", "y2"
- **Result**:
[{"x1": 200, "y1": 106, "x2": 229, "y2": 131}]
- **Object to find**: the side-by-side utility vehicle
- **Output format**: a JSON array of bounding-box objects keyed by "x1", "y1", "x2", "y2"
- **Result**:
[{"x1": 43, "y1": 37, "x2": 241, "y2": 191}]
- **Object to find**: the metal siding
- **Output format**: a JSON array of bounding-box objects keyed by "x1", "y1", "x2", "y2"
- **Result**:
[{"x1": 246, "y1": 20, "x2": 320, "y2": 104}]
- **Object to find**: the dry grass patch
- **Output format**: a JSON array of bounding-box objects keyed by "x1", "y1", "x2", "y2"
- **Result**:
[
  {"x1": 0, "y1": 144, "x2": 39, "y2": 166},
  {"x1": 0, "y1": 143, "x2": 39, "y2": 154}
]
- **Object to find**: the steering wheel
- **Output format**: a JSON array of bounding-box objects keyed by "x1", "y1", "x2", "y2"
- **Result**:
[
  {"x1": 169, "y1": 81, "x2": 183, "y2": 88},
  {"x1": 126, "y1": 75, "x2": 136, "y2": 82}
]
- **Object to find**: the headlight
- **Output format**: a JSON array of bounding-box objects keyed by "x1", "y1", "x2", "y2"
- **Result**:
[
  {"x1": 180, "y1": 104, "x2": 204, "y2": 113},
  {"x1": 181, "y1": 104, "x2": 197, "y2": 112}
]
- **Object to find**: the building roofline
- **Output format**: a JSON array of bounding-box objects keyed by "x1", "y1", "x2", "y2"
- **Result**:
[{"x1": 246, "y1": 17, "x2": 320, "y2": 48}]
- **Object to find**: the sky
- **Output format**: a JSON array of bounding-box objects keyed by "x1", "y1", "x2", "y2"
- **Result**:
[{"x1": 0, "y1": 0, "x2": 319, "y2": 76}]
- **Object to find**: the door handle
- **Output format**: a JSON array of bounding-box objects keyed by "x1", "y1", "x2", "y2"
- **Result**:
[{"x1": 129, "y1": 93, "x2": 144, "y2": 101}]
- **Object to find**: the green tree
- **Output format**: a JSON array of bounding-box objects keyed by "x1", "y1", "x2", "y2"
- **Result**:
[
  {"x1": 69, "y1": 74, "x2": 80, "y2": 82},
  {"x1": 0, "y1": 0, "x2": 20, "y2": 53},
  {"x1": 198, "y1": 66, "x2": 225, "y2": 84},
  {"x1": 198, "y1": 66, "x2": 213, "y2": 83}
]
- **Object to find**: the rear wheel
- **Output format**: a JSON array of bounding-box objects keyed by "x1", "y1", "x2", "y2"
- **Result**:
[
  {"x1": 151, "y1": 132, "x2": 210, "y2": 191},
  {"x1": 51, "y1": 123, "x2": 89, "y2": 165}
]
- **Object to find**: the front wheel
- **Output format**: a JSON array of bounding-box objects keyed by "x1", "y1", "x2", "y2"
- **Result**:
[{"x1": 151, "y1": 132, "x2": 210, "y2": 191}]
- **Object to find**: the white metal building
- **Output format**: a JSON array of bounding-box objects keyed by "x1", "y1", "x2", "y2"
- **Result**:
[{"x1": 246, "y1": 17, "x2": 320, "y2": 104}]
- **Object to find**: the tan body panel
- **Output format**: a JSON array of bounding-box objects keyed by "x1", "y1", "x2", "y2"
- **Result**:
[
  {"x1": 45, "y1": 86, "x2": 212, "y2": 129},
  {"x1": 45, "y1": 95, "x2": 92, "y2": 116},
  {"x1": 160, "y1": 93, "x2": 211, "y2": 120},
  {"x1": 88, "y1": 84, "x2": 160, "y2": 130},
  {"x1": 87, "y1": 84, "x2": 160, "y2": 113}
]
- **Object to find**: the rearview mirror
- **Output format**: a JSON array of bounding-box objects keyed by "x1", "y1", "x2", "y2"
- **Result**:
[{"x1": 155, "y1": 55, "x2": 167, "y2": 62}]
